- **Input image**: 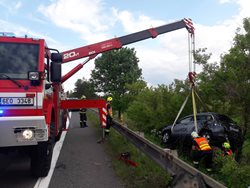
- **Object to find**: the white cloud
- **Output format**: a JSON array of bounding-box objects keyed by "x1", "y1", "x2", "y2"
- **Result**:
[
  {"x1": 0, "y1": 20, "x2": 57, "y2": 44},
  {"x1": 237, "y1": 0, "x2": 250, "y2": 19},
  {"x1": 218, "y1": 0, "x2": 232, "y2": 4},
  {"x1": 14, "y1": 1, "x2": 22, "y2": 10},
  {"x1": 196, "y1": 0, "x2": 250, "y2": 63},
  {"x1": 0, "y1": 0, "x2": 22, "y2": 13},
  {"x1": 38, "y1": 0, "x2": 118, "y2": 43},
  {"x1": 115, "y1": 10, "x2": 166, "y2": 33}
]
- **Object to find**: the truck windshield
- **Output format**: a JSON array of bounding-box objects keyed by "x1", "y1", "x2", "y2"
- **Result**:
[{"x1": 0, "y1": 42, "x2": 39, "y2": 80}]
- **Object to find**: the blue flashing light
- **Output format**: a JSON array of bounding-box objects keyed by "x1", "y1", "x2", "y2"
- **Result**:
[
  {"x1": 0, "y1": 110, "x2": 3, "y2": 114},
  {"x1": 0, "y1": 32, "x2": 15, "y2": 37}
]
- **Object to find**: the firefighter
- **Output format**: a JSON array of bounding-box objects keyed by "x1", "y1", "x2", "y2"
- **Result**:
[
  {"x1": 79, "y1": 95, "x2": 87, "y2": 128},
  {"x1": 222, "y1": 142, "x2": 233, "y2": 156},
  {"x1": 191, "y1": 131, "x2": 213, "y2": 172},
  {"x1": 105, "y1": 96, "x2": 113, "y2": 136}
]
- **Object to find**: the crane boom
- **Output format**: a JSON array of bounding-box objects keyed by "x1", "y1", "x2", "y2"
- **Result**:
[{"x1": 61, "y1": 18, "x2": 194, "y2": 63}]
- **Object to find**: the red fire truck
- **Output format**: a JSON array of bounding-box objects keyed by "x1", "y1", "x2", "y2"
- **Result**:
[{"x1": 0, "y1": 18, "x2": 194, "y2": 177}]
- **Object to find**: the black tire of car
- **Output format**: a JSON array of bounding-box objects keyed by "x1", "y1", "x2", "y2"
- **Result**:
[
  {"x1": 162, "y1": 131, "x2": 170, "y2": 144},
  {"x1": 162, "y1": 131, "x2": 176, "y2": 149},
  {"x1": 30, "y1": 122, "x2": 55, "y2": 177}
]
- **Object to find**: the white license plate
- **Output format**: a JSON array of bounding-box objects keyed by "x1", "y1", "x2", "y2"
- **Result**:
[{"x1": 0, "y1": 97, "x2": 34, "y2": 106}]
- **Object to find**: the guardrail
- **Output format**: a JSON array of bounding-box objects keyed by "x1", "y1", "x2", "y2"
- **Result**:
[{"x1": 90, "y1": 110, "x2": 226, "y2": 188}]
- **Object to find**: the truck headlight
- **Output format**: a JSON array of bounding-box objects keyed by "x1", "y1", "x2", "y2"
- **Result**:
[
  {"x1": 14, "y1": 127, "x2": 47, "y2": 142},
  {"x1": 22, "y1": 129, "x2": 34, "y2": 140}
]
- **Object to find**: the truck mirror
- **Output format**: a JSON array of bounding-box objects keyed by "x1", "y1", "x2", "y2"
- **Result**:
[
  {"x1": 51, "y1": 62, "x2": 61, "y2": 82},
  {"x1": 51, "y1": 53, "x2": 63, "y2": 62},
  {"x1": 45, "y1": 83, "x2": 52, "y2": 90}
]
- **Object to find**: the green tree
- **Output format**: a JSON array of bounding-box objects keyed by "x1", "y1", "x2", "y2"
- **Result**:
[
  {"x1": 70, "y1": 77, "x2": 97, "y2": 99},
  {"x1": 169, "y1": 78, "x2": 194, "y2": 116},
  {"x1": 194, "y1": 48, "x2": 224, "y2": 112},
  {"x1": 126, "y1": 82, "x2": 192, "y2": 133},
  {"x1": 90, "y1": 47, "x2": 142, "y2": 119},
  {"x1": 196, "y1": 18, "x2": 250, "y2": 137},
  {"x1": 219, "y1": 18, "x2": 250, "y2": 137}
]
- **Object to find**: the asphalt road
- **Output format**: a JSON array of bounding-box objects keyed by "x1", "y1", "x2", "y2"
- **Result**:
[
  {"x1": 0, "y1": 112, "x2": 124, "y2": 188},
  {"x1": 49, "y1": 112, "x2": 125, "y2": 188}
]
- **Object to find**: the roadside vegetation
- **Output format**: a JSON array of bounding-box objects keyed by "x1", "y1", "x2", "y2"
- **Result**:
[
  {"x1": 69, "y1": 17, "x2": 250, "y2": 187},
  {"x1": 103, "y1": 129, "x2": 171, "y2": 188},
  {"x1": 88, "y1": 112, "x2": 172, "y2": 188}
]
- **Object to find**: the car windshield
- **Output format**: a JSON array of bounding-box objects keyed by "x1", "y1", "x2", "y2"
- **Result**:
[
  {"x1": 0, "y1": 42, "x2": 39, "y2": 80},
  {"x1": 196, "y1": 115, "x2": 213, "y2": 121}
]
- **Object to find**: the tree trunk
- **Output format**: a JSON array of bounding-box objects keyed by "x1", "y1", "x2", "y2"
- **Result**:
[
  {"x1": 118, "y1": 108, "x2": 121, "y2": 121},
  {"x1": 242, "y1": 105, "x2": 249, "y2": 138}
]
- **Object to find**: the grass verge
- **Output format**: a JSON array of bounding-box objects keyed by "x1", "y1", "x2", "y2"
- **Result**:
[{"x1": 88, "y1": 111, "x2": 172, "y2": 188}]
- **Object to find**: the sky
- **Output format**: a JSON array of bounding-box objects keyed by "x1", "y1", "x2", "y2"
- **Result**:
[{"x1": 0, "y1": 0, "x2": 250, "y2": 92}]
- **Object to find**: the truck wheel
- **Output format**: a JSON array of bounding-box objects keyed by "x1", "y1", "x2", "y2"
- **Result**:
[
  {"x1": 30, "y1": 122, "x2": 55, "y2": 177},
  {"x1": 56, "y1": 111, "x2": 67, "y2": 141},
  {"x1": 30, "y1": 141, "x2": 53, "y2": 177}
]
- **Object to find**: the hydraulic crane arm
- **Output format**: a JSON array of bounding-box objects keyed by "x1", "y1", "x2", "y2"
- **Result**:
[
  {"x1": 61, "y1": 18, "x2": 194, "y2": 63},
  {"x1": 119, "y1": 18, "x2": 194, "y2": 45}
]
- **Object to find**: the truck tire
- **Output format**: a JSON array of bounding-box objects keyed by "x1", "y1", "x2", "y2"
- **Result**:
[
  {"x1": 30, "y1": 122, "x2": 55, "y2": 177},
  {"x1": 56, "y1": 111, "x2": 67, "y2": 141},
  {"x1": 30, "y1": 141, "x2": 53, "y2": 177}
]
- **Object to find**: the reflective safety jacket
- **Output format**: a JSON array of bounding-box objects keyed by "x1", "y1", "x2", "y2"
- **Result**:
[{"x1": 193, "y1": 137, "x2": 211, "y2": 151}]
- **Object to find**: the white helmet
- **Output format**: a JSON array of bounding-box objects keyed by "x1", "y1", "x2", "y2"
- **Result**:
[{"x1": 191, "y1": 131, "x2": 198, "y2": 138}]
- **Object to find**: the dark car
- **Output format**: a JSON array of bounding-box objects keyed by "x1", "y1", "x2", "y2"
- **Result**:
[{"x1": 161, "y1": 112, "x2": 243, "y2": 155}]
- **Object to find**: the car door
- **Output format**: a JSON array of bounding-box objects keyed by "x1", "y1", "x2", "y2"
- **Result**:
[
  {"x1": 195, "y1": 114, "x2": 208, "y2": 131},
  {"x1": 172, "y1": 116, "x2": 193, "y2": 139},
  {"x1": 184, "y1": 115, "x2": 208, "y2": 135}
]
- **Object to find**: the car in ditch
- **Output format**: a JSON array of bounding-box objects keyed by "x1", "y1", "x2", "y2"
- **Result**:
[{"x1": 161, "y1": 112, "x2": 243, "y2": 157}]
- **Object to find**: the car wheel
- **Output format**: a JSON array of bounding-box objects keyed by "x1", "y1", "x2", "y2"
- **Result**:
[
  {"x1": 200, "y1": 130, "x2": 212, "y2": 143},
  {"x1": 162, "y1": 131, "x2": 171, "y2": 144}
]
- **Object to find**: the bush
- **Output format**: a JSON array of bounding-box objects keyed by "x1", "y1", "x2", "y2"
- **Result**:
[
  {"x1": 213, "y1": 147, "x2": 250, "y2": 187},
  {"x1": 241, "y1": 139, "x2": 250, "y2": 165}
]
